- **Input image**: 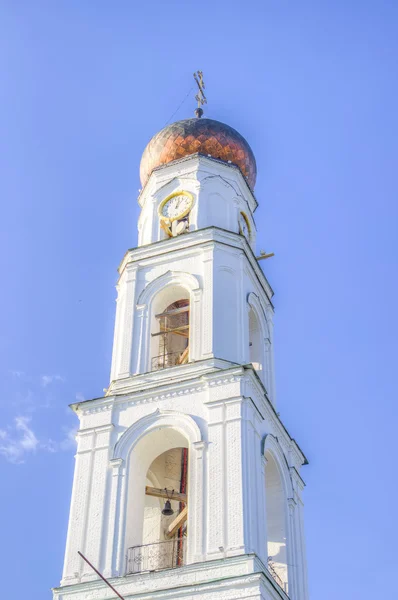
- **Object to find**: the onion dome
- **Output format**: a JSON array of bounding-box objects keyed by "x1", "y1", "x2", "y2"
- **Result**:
[{"x1": 140, "y1": 118, "x2": 257, "y2": 189}]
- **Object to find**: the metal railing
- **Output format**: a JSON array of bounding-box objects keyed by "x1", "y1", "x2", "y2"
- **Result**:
[
  {"x1": 126, "y1": 538, "x2": 186, "y2": 574},
  {"x1": 267, "y1": 557, "x2": 287, "y2": 592},
  {"x1": 151, "y1": 349, "x2": 189, "y2": 371}
]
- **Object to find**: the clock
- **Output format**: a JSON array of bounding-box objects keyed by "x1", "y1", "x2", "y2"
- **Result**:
[
  {"x1": 159, "y1": 191, "x2": 194, "y2": 222},
  {"x1": 238, "y1": 211, "x2": 251, "y2": 241}
]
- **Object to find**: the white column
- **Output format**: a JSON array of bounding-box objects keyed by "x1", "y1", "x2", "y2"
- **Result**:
[
  {"x1": 224, "y1": 399, "x2": 245, "y2": 555},
  {"x1": 117, "y1": 266, "x2": 137, "y2": 378},
  {"x1": 201, "y1": 249, "x2": 214, "y2": 357},
  {"x1": 114, "y1": 461, "x2": 128, "y2": 576},
  {"x1": 61, "y1": 430, "x2": 95, "y2": 585},
  {"x1": 287, "y1": 497, "x2": 299, "y2": 600},
  {"x1": 259, "y1": 455, "x2": 269, "y2": 565},
  {"x1": 136, "y1": 305, "x2": 149, "y2": 374},
  {"x1": 190, "y1": 441, "x2": 207, "y2": 563},
  {"x1": 252, "y1": 411, "x2": 265, "y2": 560},
  {"x1": 81, "y1": 425, "x2": 114, "y2": 581},
  {"x1": 237, "y1": 253, "x2": 245, "y2": 362},
  {"x1": 296, "y1": 493, "x2": 310, "y2": 600},
  {"x1": 241, "y1": 399, "x2": 255, "y2": 554},
  {"x1": 245, "y1": 302, "x2": 251, "y2": 365},
  {"x1": 205, "y1": 400, "x2": 225, "y2": 558},
  {"x1": 266, "y1": 306, "x2": 276, "y2": 405},
  {"x1": 103, "y1": 458, "x2": 124, "y2": 578},
  {"x1": 264, "y1": 338, "x2": 272, "y2": 399},
  {"x1": 110, "y1": 283, "x2": 122, "y2": 382},
  {"x1": 190, "y1": 288, "x2": 202, "y2": 361}
]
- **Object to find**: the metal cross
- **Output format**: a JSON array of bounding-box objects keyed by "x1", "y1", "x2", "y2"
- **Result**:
[{"x1": 193, "y1": 71, "x2": 207, "y2": 117}]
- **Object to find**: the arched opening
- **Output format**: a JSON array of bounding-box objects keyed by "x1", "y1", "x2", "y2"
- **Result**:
[
  {"x1": 265, "y1": 452, "x2": 289, "y2": 593},
  {"x1": 125, "y1": 427, "x2": 189, "y2": 574},
  {"x1": 249, "y1": 307, "x2": 263, "y2": 377},
  {"x1": 151, "y1": 287, "x2": 190, "y2": 371}
]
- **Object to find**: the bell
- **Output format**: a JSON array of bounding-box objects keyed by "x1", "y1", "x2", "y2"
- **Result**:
[{"x1": 162, "y1": 499, "x2": 174, "y2": 516}]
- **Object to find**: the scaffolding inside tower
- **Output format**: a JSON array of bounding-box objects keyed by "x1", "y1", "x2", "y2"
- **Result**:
[{"x1": 151, "y1": 299, "x2": 190, "y2": 370}]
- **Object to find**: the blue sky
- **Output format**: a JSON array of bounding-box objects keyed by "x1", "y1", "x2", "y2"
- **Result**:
[{"x1": 0, "y1": 1, "x2": 397, "y2": 598}]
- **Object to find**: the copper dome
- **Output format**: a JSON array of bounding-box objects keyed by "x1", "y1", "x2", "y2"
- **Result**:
[{"x1": 140, "y1": 118, "x2": 257, "y2": 189}]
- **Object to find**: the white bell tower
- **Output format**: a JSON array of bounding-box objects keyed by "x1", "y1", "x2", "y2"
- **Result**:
[{"x1": 53, "y1": 105, "x2": 309, "y2": 600}]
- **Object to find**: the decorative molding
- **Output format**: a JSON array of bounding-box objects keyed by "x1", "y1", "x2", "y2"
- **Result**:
[
  {"x1": 54, "y1": 554, "x2": 286, "y2": 600},
  {"x1": 137, "y1": 270, "x2": 201, "y2": 306},
  {"x1": 80, "y1": 403, "x2": 113, "y2": 417},
  {"x1": 112, "y1": 409, "x2": 203, "y2": 462},
  {"x1": 117, "y1": 227, "x2": 273, "y2": 303},
  {"x1": 138, "y1": 153, "x2": 258, "y2": 209}
]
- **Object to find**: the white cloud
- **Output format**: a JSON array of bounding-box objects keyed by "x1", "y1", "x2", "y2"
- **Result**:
[
  {"x1": 41, "y1": 374, "x2": 65, "y2": 388},
  {"x1": 0, "y1": 410, "x2": 78, "y2": 464},
  {"x1": 0, "y1": 416, "x2": 39, "y2": 464},
  {"x1": 43, "y1": 439, "x2": 58, "y2": 453},
  {"x1": 10, "y1": 370, "x2": 26, "y2": 379},
  {"x1": 15, "y1": 416, "x2": 39, "y2": 450}
]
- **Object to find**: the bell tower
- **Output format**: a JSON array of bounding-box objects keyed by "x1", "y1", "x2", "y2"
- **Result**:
[{"x1": 53, "y1": 90, "x2": 309, "y2": 600}]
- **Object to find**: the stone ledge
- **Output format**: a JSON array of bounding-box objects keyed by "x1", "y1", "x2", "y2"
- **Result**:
[
  {"x1": 118, "y1": 226, "x2": 274, "y2": 303},
  {"x1": 54, "y1": 554, "x2": 288, "y2": 600}
]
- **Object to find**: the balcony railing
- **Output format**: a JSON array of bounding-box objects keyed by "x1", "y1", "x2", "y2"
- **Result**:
[
  {"x1": 151, "y1": 348, "x2": 189, "y2": 371},
  {"x1": 126, "y1": 538, "x2": 186, "y2": 574}
]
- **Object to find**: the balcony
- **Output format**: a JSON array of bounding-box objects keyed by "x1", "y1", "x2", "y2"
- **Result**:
[{"x1": 126, "y1": 538, "x2": 186, "y2": 574}]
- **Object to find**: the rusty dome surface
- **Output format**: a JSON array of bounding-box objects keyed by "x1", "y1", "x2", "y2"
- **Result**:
[{"x1": 140, "y1": 118, "x2": 257, "y2": 189}]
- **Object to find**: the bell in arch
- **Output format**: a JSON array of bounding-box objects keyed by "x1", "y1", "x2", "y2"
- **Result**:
[{"x1": 162, "y1": 499, "x2": 174, "y2": 517}]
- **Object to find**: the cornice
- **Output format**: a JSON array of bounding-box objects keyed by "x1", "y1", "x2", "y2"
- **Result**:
[
  {"x1": 107, "y1": 357, "x2": 236, "y2": 397},
  {"x1": 242, "y1": 365, "x2": 308, "y2": 469},
  {"x1": 118, "y1": 226, "x2": 274, "y2": 305},
  {"x1": 290, "y1": 465, "x2": 306, "y2": 489},
  {"x1": 54, "y1": 554, "x2": 287, "y2": 600},
  {"x1": 70, "y1": 364, "x2": 307, "y2": 470},
  {"x1": 77, "y1": 364, "x2": 247, "y2": 416},
  {"x1": 137, "y1": 153, "x2": 258, "y2": 211}
]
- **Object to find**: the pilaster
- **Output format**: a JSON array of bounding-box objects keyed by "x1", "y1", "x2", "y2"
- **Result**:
[
  {"x1": 190, "y1": 440, "x2": 208, "y2": 563},
  {"x1": 81, "y1": 425, "x2": 114, "y2": 581},
  {"x1": 61, "y1": 430, "x2": 95, "y2": 585},
  {"x1": 265, "y1": 306, "x2": 276, "y2": 404},
  {"x1": 201, "y1": 247, "x2": 214, "y2": 357},
  {"x1": 103, "y1": 458, "x2": 124, "y2": 578},
  {"x1": 205, "y1": 395, "x2": 247, "y2": 559},
  {"x1": 111, "y1": 265, "x2": 137, "y2": 380}
]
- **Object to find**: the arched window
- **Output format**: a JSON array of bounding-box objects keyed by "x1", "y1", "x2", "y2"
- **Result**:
[
  {"x1": 125, "y1": 433, "x2": 189, "y2": 574},
  {"x1": 265, "y1": 452, "x2": 289, "y2": 593},
  {"x1": 151, "y1": 298, "x2": 190, "y2": 371},
  {"x1": 249, "y1": 307, "x2": 263, "y2": 376}
]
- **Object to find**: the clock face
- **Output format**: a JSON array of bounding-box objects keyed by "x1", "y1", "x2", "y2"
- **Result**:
[
  {"x1": 239, "y1": 212, "x2": 251, "y2": 240},
  {"x1": 159, "y1": 191, "x2": 194, "y2": 221}
]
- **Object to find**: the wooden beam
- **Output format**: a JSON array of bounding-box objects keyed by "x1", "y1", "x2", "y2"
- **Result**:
[
  {"x1": 165, "y1": 506, "x2": 188, "y2": 539},
  {"x1": 145, "y1": 486, "x2": 187, "y2": 503},
  {"x1": 155, "y1": 306, "x2": 190, "y2": 318},
  {"x1": 151, "y1": 325, "x2": 189, "y2": 337},
  {"x1": 177, "y1": 346, "x2": 189, "y2": 364},
  {"x1": 256, "y1": 252, "x2": 275, "y2": 261}
]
